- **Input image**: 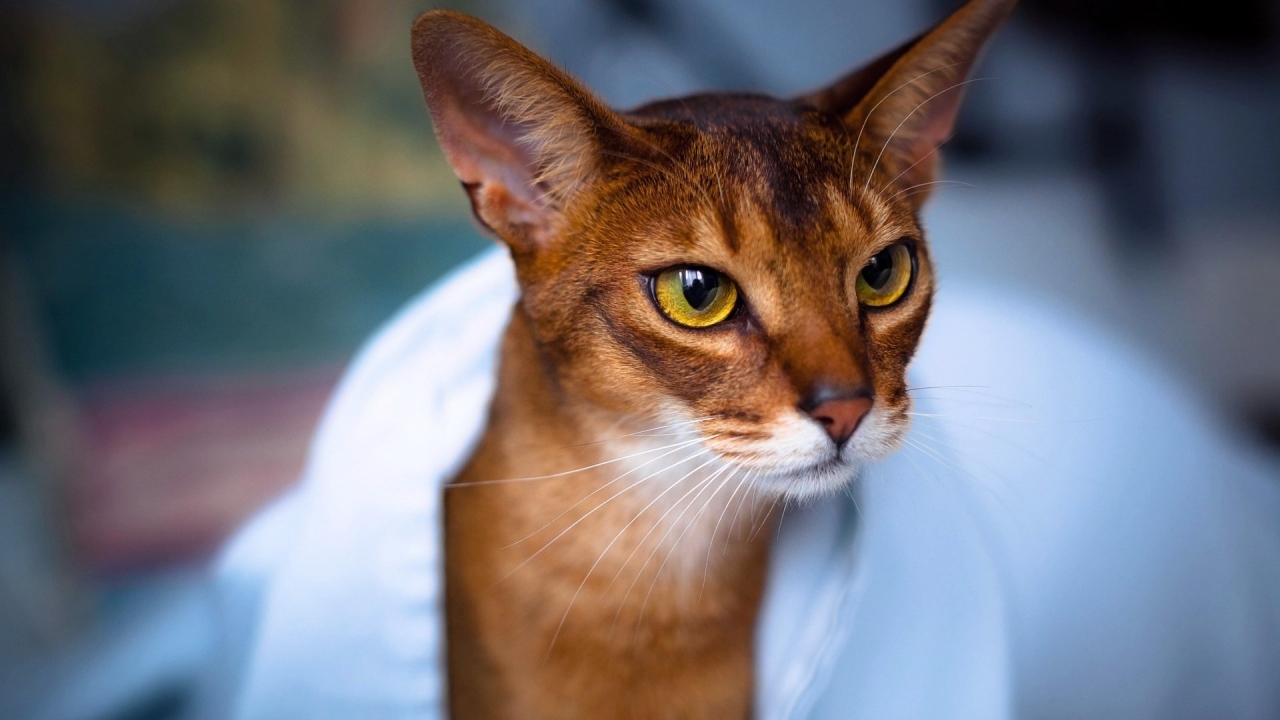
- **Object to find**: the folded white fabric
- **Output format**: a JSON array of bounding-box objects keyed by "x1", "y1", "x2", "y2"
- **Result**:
[{"x1": 201, "y1": 247, "x2": 1280, "y2": 719}]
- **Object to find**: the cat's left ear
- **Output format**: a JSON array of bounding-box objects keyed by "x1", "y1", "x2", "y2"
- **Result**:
[
  {"x1": 411, "y1": 11, "x2": 634, "y2": 254},
  {"x1": 797, "y1": 0, "x2": 1016, "y2": 205}
]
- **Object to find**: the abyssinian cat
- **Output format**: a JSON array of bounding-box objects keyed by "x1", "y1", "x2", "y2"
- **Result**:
[{"x1": 411, "y1": 0, "x2": 1015, "y2": 716}]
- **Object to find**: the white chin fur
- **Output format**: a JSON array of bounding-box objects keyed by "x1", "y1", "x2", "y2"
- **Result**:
[{"x1": 709, "y1": 408, "x2": 908, "y2": 502}]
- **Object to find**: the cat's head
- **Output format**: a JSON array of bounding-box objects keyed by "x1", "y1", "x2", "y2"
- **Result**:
[{"x1": 413, "y1": 0, "x2": 1014, "y2": 499}]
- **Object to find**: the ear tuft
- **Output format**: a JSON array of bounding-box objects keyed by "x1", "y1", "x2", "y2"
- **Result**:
[{"x1": 411, "y1": 11, "x2": 625, "y2": 251}]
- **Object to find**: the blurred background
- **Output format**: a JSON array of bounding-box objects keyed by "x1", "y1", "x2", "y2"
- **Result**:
[{"x1": 0, "y1": 0, "x2": 1276, "y2": 717}]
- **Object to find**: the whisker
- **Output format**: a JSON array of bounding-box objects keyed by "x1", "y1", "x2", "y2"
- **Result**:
[
  {"x1": 748, "y1": 495, "x2": 782, "y2": 542},
  {"x1": 847, "y1": 61, "x2": 968, "y2": 195},
  {"x1": 844, "y1": 479, "x2": 863, "y2": 520},
  {"x1": 906, "y1": 385, "x2": 1033, "y2": 409},
  {"x1": 863, "y1": 77, "x2": 990, "y2": 194},
  {"x1": 907, "y1": 397, "x2": 1036, "y2": 411},
  {"x1": 893, "y1": 185, "x2": 971, "y2": 204},
  {"x1": 505, "y1": 437, "x2": 714, "y2": 549},
  {"x1": 616, "y1": 461, "x2": 737, "y2": 591},
  {"x1": 564, "y1": 415, "x2": 718, "y2": 448},
  {"x1": 497, "y1": 446, "x2": 719, "y2": 585},
  {"x1": 725, "y1": 469, "x2": 757, "y2": 554},
  {"x1": 902, "y1": 434, "x2": 1016, "y2": 520},
  {"x1": 448, "y1": 435, "x2": 704, "y2": 489},
  {"x1": 905, "y1": 434, "x2": 1000, "y2": 498},
  {"x1": 906, "y1": 428, "x2": 1023, "y2": 526},
  {"x1": 607, "y1": 464, "x2": 732, "y2": 631},
  {"x1": 713, "y1": 151, "x2": 727, "y2": 209},
  {"x1": 887, "y1": 179, "x2": 975, "y2": 202},
  {"x1": 881, "y1": 128, "x2": 960, "y2": 193},
  {"x1": 907, "y1": 429, "x2": 986, "y2": 476},
  {"x1": 542, "y1": 456, "x2": 719, "y2": 659},
  {"x1": 899, "y1": 439, "x2": 944, "y2": 493},
  {"x1": 905, "y1": 411, "x2": 1039, "y2": 424},
  {"x1": 897, "y1": 439, "x2": 962, "y2": 524},
  {"x1": 909, "y1": 426, "x2": 1019, "y2": 485},
  {"x1": 634, "y1": 466, "x2": 737, "y2": 634},
  {"x1": 903, "y1": 435, "x2": 957, "y2": 469},
  {"x1": 702, "y1": 468, "x2": 751, "y2": 597},
  {"x1": 908, "y1": 413, "x2": 1055, "y2": 468}
]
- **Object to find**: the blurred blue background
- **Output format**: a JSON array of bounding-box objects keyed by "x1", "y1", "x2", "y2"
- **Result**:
[{"x1": 0, "y1": 0, "x2": 1277, "y2": 717}]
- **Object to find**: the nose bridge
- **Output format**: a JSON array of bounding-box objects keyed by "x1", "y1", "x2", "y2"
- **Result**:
[
  {"x1": 778, "y1": 307, "x2": 876, "y2": 446},
  {"x1": 777, "y1": 304, "x2": 870, "y2": 396}
]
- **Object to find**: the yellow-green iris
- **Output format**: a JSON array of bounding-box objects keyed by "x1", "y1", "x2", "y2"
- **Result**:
[
  {"x1": 654, "y1": 267, "x2": 738, "y2": 328},
  {"x1": 855, "y1": 242, "x2": 913, "y2": 307}
]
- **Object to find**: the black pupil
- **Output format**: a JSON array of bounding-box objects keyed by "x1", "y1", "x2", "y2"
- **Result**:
[
  {"x1": 861, "y1": 248, "x2": 896, "y2": 291},
  {"x1": 681, "y1": 269, "x2": 721, "y2": 311}
]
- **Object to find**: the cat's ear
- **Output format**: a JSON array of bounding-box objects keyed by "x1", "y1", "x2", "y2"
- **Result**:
[
  {"x1": 411, "y1": 11, "x2": 629, "y2": 253},
  {"x1": 797, "y1": 0, "x2": 1015, "y2": 205}
]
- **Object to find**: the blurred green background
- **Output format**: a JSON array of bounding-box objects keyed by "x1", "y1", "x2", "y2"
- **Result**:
[
  {"x1": 1, "y1": 0, "x2": 497, "y2": 581},
  {"x1": 7, "y1": 0, "x2": 488, "y2": 381}
]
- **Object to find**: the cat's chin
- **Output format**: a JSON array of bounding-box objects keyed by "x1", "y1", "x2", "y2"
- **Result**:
[{"x1": 749, "y1": 457, "x2": 862, "y2": 501}]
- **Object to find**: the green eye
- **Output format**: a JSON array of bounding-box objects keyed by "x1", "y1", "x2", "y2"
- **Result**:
[
  {"x1": 855, "y1": 242, "x2": 913, "y2": 308},
  {"x1": 653, "y1": 267, "x2": 739, "y2": 328}
]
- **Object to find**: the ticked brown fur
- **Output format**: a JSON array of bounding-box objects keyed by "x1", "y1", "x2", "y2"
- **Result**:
[{"x1": 412, "y1": 1, "x2": 1015, "y2": 717}]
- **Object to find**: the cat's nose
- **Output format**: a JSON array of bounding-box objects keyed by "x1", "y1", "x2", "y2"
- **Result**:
[{"x1": 801, "y1": 385, "x2": 873, "y2": 446}]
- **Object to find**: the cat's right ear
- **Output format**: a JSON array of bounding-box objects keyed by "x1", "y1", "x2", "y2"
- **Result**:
[
  {"x1": 411, "y1": 11, "x2": 629, "y2": 254},
  {"x1": 796, "y1": 0, "x2": 1016, "y2": 205}
]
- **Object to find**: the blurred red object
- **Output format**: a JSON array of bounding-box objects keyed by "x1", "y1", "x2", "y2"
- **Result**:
[{"x1": 71, "y1": 369, "x2": 340, "y2": 573}]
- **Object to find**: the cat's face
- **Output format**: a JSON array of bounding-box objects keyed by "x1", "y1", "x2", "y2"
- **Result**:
[
  {"x1": 413, "y1": 0, "x2": 1012, "y2": 498},
  {"x1": 517, "y1": 96, "x2": 933, "y2": 498}
]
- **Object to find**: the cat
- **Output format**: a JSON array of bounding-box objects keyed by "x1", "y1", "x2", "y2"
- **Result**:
[{"x1": 411, "y1": 0, "x2": 1015, "y2": 716}]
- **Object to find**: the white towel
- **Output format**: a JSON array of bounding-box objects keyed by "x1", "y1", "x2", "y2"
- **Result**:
[{"x1": 200, "y1": 247, "x2": 1280, "y2": 719}]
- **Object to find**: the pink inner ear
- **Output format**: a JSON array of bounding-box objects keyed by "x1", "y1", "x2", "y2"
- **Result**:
[
  {"x1": 868, "y1": 70, "x2": 977, "y2": 199},
  {"x1": 432, "y1": 83, "x2": 544, "y2": 208},
  {"x1": 915, "y1": 83, "x2": 967, "y2": 153},
  {"x1": 432, "y1": 86, "x2": 556, "y2": 243},
  {"x1": 890, "y1": 103, "x2": 957, "y2": 182},
  {"x1": 413, "y1": 11, "x2": 632, "y2": 247},
  {"x1": 453, "y1": 134, "x2": 552, "y2": 243}
]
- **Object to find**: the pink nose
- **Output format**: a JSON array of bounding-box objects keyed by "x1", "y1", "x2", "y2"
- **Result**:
[{"x1": 806, "y1": 395, "x2": 873, "y2": 445}]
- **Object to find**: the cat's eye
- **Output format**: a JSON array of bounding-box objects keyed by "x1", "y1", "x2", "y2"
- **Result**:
[
  {"x1": 653, "y1": 266, "x2": 739, "y2": 328},
  {"x1": 855, "y1": 242, "x2": 914, "y2": 308}
]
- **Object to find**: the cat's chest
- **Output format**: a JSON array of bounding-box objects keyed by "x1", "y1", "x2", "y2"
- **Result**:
[
  {"x1": 445, "y1": 478, "x2": 767, "y2": 719},
  {"x1": 444, "y1": 419, "x2": 773, "y2": 717},
  {"x1": 463, "y1": 468, "x2": 768, "y2": 610},
  {"x1": 446, "y1": 456, "x2": 773, "y2": 641}
]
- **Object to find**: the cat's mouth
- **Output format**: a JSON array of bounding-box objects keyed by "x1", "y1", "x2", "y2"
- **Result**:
[
  {"x1": 697, "y1": 406, "x2": 906, "y2": 499},
  {"x1": 705, "y1": 439, "x2": 858, "y2": 499},
  {"x1": 746, "y1": 455, "x2": 860, "y2": 500}
]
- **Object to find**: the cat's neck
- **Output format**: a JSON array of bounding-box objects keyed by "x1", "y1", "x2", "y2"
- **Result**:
[
  {"x1": 460, "y1": 305, "x2": 774, "y2": 590},
  {"x1": 443, "y1": 306, "x2": 774, "y2": 717}
]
